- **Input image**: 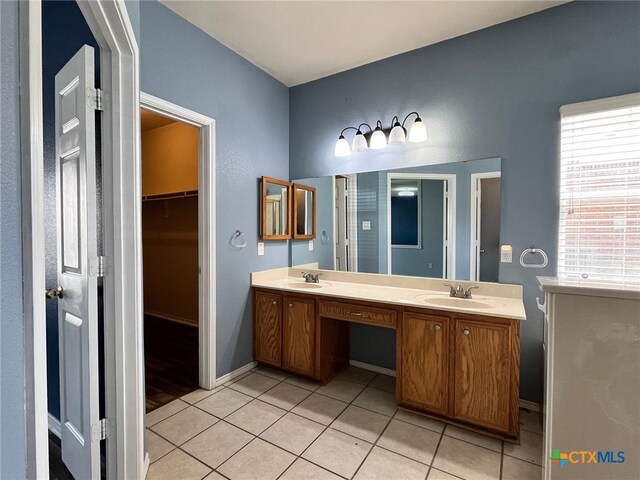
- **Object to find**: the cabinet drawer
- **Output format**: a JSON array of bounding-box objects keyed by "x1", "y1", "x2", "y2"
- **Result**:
[{"x1": 319, "y1": 300, "x2": 397, "y2": 328}]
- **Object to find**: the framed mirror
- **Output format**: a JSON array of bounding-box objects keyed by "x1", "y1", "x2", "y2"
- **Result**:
[
  {"x1": 293, "y1": 184, "x2": 316, "y2": 239},
  {"x1": 261, "y1": 176, "x2": 292, "y2": 240}
]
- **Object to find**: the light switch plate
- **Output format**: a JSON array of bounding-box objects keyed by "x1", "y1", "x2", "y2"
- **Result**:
[
  {"x1": 257, "y1": 242, "x2": 264, "y2": 256},
  {"x1": 362, "y1": 221, "x2": 371, "y2": 231},
  {"x1": 308, "y1": 240, "x2": 314, "y2": 251},
  {"x1": 500, "y1": 244, "x2": 512, "y2": 263}
]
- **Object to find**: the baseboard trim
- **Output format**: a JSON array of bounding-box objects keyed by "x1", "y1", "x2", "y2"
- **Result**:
[
  {"x1": 48, "y1": 413, "x2": 61, "y2": 438},
  {"x1": 144, "y1": 310, "x2": 197, "y2": 327},
  {"x1": 519, "y1": 399, "x2": 542, "y2": 412},
  {"x1": 349, "y1": 359, "x2": 396, "y2": 377},
  {"x1": 215, "y1": 361, "x2": 257, "y2": 387}
]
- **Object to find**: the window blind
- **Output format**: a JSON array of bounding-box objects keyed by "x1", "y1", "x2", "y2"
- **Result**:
[{"x1": 559, "y1": 94, "x2": 640, "y2": 284}]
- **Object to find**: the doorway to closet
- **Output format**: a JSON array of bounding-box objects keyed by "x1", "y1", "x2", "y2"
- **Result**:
[{"x1": 141, "y1": 109, "x2": 200, "y2": 411}]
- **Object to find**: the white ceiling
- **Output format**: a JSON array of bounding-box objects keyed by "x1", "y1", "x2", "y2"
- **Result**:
[{"x1": 160, "y1": 1, "x2": 566, "y2": 87}]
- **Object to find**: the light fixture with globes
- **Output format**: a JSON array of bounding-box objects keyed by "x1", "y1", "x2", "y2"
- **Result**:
[{"x1": 334, "y1": 112, "x2": 427, "y2": 157}]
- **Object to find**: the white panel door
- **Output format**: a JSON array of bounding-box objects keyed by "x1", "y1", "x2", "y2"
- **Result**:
[{"x1": 55, "y1": 45, "x2": 100, "y2": 480}]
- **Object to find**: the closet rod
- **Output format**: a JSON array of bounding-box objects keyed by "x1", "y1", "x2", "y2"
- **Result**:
[{"x1": 142, "y1": 189, "x2": 198, "y2": 202}]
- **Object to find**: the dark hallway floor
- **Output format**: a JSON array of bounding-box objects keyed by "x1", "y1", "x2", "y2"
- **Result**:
[{"x1": 145, "y1": 315, "x2": 199, "y2": 412}]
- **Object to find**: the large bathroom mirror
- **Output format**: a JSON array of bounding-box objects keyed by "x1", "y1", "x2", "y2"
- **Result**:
[
  {"x1": 261, "y1": 176, "x2": 292, "y2": 240},
  {"x1": 293, "y1": 183, "x2": 316, "y2": 239},
  {"x1": 290, "y1": 157, "x2": 502, "y2": 281}
]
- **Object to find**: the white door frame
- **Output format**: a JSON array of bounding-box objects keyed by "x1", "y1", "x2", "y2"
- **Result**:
[
  {"x1": 140, "y1": 92, "x2": 217, "y2": 390},
  {"x1": 469, "y1": 171, "x2": 501, "y2": 282},
  {"x1": 343, "y1": 173, "x2": 359, "y2": 272},
  {"x1": 387, "y1": 173, "x2": 456, "y2": 279},
  {"x1": 20, "y1": 1, "x2": 145, "y2": 479}
]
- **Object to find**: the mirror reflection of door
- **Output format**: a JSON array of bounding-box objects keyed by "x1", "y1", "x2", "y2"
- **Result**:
[
  {"x1": 471, "y1": 173, "x2": 501, "y2": 282},
  {"x1": 335, "y1": 175, "x2": 357, "y2": 271},
  {"x1": 390, "y1": 178, "x2": 447, "y2": 278},
  {"x1": 478, "y1": 177, "x2": 501, "y2": 282}
]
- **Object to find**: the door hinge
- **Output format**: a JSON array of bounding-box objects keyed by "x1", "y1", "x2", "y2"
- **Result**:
[
  {"x1": 88, "y1": 87, "x2": 104, "y2": 111},
  {"x1": 90, "y1": 256, "x2": 106, "y2": 277},
  {"x1": 92, "y1": 418, "x2": 111, "y2": 442}
]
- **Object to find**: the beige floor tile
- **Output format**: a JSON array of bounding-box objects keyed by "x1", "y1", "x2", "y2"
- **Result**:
[
  {"x1": 354, "y1": 446, "x2": 430, "y2": 480},
  {"x1": 225, "y1": 399, "x2": 286, "y2": 435},
  {"x1": 146, "y1": 449, "x2": 210, "y2": 480},
  {"x1": 151, "y1": 406, "x2": 218, "y2": 446},
  {"x1": 227, "y1": 372, "x2": 280, "y2": 397},
  {"x1": 427, "y1": 468, "x2": 460, "y2": 480},
  {"x1": 520, "y1": 408, "x2": 543, "y2": 435},
  {"x1": 279, "y1": 458, "x2": 342, "y2": 480},
  {"x1": 195, "y1": 387, "x2": 252, "y2": 418},
  {"x1": 444, "y1": 425, "x2": 502, "y2": 452},
  {"x1": 377, "y1": 419, "x2": 441, "y2": 464},
  {"x1": 180, "y1": 386, "x2": 224, "y2": 405},
  {"x1": 284, "y1": 375, "x2": 321, "y2": 391},
  {"x1": 203, "y1": 472, "x2": 226, "y2": 480},
  {"x1": 504, "y1": 430, "x2": 543, "y2": 465},
  {"x1": 337, "y1": 366, "x2": 377, "y2": 385},
  {"x1": 145, "y1": 399, "x2": 189, "y2": 427},
  {"x1": 254, "y1": 366, "x2": 289, "y2": 381},
  {"x1": 182, "y1": 421, "x2": 253, "y2": 468},
  {"x1": 394, "y1": 409, "x2": 445, "y2": 433},
  {"x1": 260, "y1": 412, "x2": 325, "y2": 455},
  {"x1": 316, "y1": 378, "x2": 365, "y2": 403},
  {"x1": 502, "y1": 455, "x2": 543, "y2": 480},
  {"x1": 432, "y1": 435, "x2": 500, "y2": 480},
  {"x1": 291, "y1": 393, "x2": 349, "y2": 425},
  {"x1": 302, "y1": 428, "x2": 372, "y2": 478},
  {"x1": 369, "y1": 374, "x2": 396, "y2": 393},
  {"x1": 352, "y1": 387, "x2": 397, "y2": 417},
  {"x1": 223, "y1": 370, "x2": 252, "y2": 386},
  {"x1": 218, "y1": 438, "x2": 295, "y2": 480},
  {"x1": 146, "y1": 430, "x2": 174, "y2": 463},
  {"x1": 331, "y1": 405, "x2": 391, "y2": 443},
  {"x1": 258, "y1": 381, "x2": 311, "y2": 410}
]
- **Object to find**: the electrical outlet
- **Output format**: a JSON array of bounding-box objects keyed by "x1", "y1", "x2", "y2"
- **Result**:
[
  {"x1": 500, "y1": 244, "x2": 512, "y2": 263},
  {"x1": 362, "y1": 221, "x2": 371, "y2": 231},
  {"x1": 308, "y1": 240, "x2": 314, "y2": 251},
  {"x1": 428, "y1": 263, "x2": 433, "y2": 269},
  {"x1": 257, "y1": 242, "x2": 264, "y2": 256}
]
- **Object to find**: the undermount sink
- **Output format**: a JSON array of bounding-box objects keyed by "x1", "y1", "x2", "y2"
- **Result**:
[
  {"x1": 277, "y1": 280, "x2": 330, "y2": 289},
  {"x1": 416, "y1": 295, "x2": 495, "y2": 309}
]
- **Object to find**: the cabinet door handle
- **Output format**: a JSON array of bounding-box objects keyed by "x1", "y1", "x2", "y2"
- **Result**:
[
  {"x1": 348, "y1": 311, "x2": 363, "y2": 317},
  {"x1": 289, "y1": 303, "x2": 293, "y2": 308},
  {"x1": 435, "y1": 325, "x2": 441, "y2": 331},
  {"x1": 463, "y1": 329, "x2": 470, "y2": 336},
  {"x1": 272, "y1": 300, "x2": 277, "y2": 305}
]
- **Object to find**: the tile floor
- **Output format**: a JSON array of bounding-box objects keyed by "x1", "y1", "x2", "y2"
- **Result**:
[{"x1": 146, "y1": 366, "x2": 543, "y2": 480}]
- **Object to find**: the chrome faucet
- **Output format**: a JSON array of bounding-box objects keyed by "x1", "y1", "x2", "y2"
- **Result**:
[
  {"x1": 302, "y1": 272, "x2": 321, "y2": 283},
  {"x1": 444, "y1": 284, "x2": 479, "y2": 299}
]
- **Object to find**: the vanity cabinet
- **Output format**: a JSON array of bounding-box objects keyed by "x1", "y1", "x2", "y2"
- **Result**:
[
  {"x1": 398, "y1": 312, "x2": 450, "y2": 416},
  {"x1": 283, "y1": 297, "x2": 316, "y2": 376},
  {"x1": 452, "y1": 317, "x2": 518, "y2": 435},
  {"x1": 253, "y1": 290, "x2": 317, "y2": 377},
  {"x1": 253, "y1": 291, "x2": 282, "y2": 367}
]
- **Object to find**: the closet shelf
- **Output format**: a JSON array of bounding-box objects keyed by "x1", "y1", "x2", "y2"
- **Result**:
[{"x1": 142, "y1": 189, "x2": 198, "y2": 202}]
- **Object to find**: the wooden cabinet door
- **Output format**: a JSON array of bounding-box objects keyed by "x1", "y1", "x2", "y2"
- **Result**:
[
  {"x1": 399, "y1": 312, "x2": 449, "y2": 415},
  {"x1": 283, "y1": 296, "x2": 316, "y2": 376},
  {"x1": 254, "y1": 291, "x2": 282, "y2": 367},
  {"x1": 453, "y1": 318, "x2": 511, "y2": 432}
]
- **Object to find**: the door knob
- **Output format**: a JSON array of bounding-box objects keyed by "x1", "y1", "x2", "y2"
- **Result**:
[
  {"x1": 46, "y1": 286, "x2": 64, "y2": 299},
  {"x1": 479, "y1": 249, "x2": 486, "y2": 254}
]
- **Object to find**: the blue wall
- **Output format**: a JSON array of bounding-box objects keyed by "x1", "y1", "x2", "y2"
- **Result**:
[
  {"x1": 0, "y1": 2, "x2": 26, "y2": 477},
  {"x1": 140, "y1": 1, "x2": 290, "y2": 377},
  {"x1": 43, "y1": 0, "x2": 101, "y2": 421},
  {"x1": 290, "y1": 176, "x2": 334, "y2": 269},
  {"x1": 290, "y1": 1, "x2": 640, "y2": 402}
]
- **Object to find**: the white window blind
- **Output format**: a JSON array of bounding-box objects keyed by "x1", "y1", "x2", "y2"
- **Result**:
[{"x1": 559, "y1": 93, "x2": 640, "y2": 284}]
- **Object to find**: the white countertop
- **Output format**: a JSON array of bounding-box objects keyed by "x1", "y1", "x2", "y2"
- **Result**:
[
  {"x1": 252, "y1": 267, "x2": 526, "y2": 320},
  {"x1": 538, "y1": 276, "x2": 640, "y2": 300}
]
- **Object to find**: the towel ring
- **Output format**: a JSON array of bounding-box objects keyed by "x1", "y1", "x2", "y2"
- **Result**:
[
  {"x1": 231, "y1": 230, "x2": 247, "y2": 248},
  {"x1": 519, "y1": 246, "x2": 548, "y2": 268}
]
